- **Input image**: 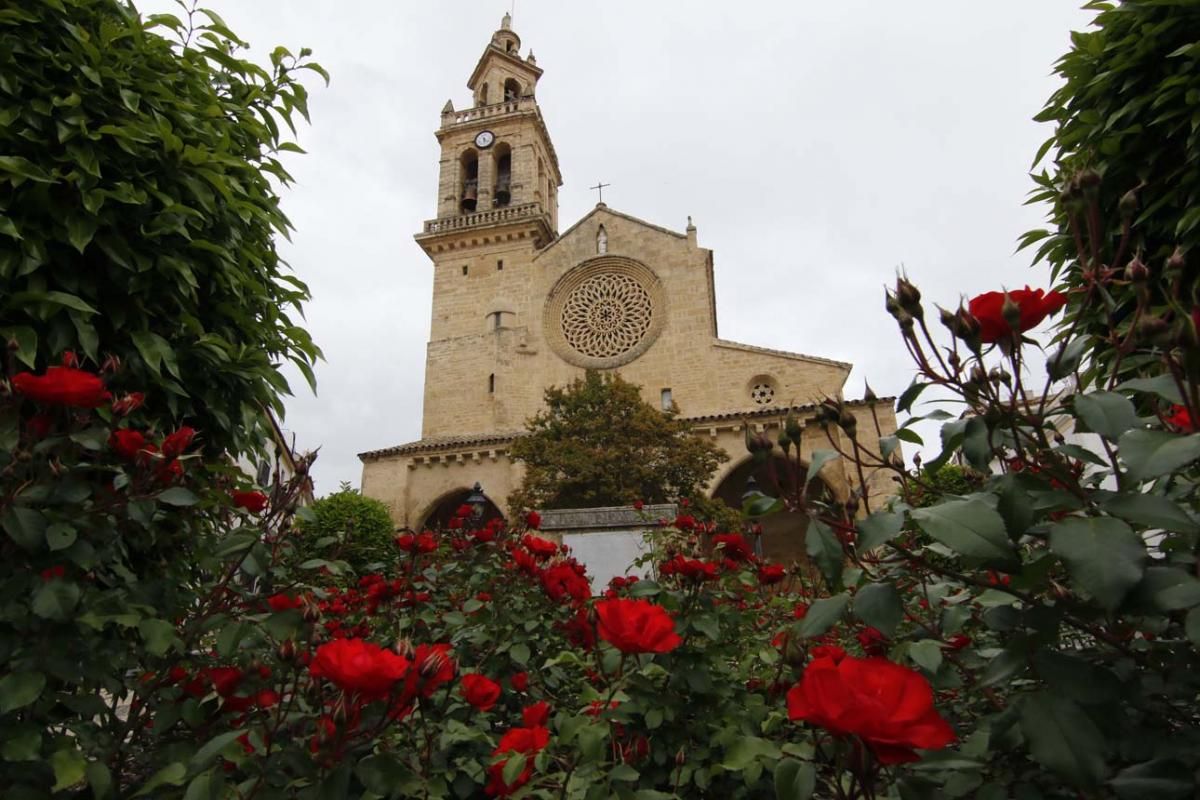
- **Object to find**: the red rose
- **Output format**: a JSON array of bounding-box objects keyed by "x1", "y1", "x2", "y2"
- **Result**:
[
  {"x1": 793, "y1": 603, "x2": 810, "y2": 619},
  {"x1": 460, "y1": 673, "x2": 502, "y2": 711},
  {"x1": 541, "y1": 561, "x2": 592, "y2": 604},
  {"x1": 512, "y1": 547, "x2": 541, "y2": 576},
  {"x1": 787, "y1": 655, "x2": 955, "y2": 764},
  {"x1": 511, "y1": 672, "x2": 529, "y2": 692},
  {"x1": 712, "y1": 533, "x2": 753, "y2": 562},
  {"x1": 309, "y1": 638, "x2": 411, "y2": 700},
  {"x1": 967, "y1": 286, "x2": 1067, "y2": 343},
  {"x1": 486, "y1": 725, "x2": 551, "y2": 797},
  {"x1": 595, "y1": 598, "x2": 683, "y2": 654},
  {"x1": 232, "y1": 490, "x2": 268, "y2": 513},
  {"x1": 472, "y1": 526, "x2": 496, "y2": 544},
  {"x1": 156, "y1": 458, "x2": 184, "y2": 484},
  {"x1": 204, "y1": 667, "x2": 244, "y2": 698},
  {"x1": 522, "y1": 700, "x2": 550, "y2": 727},
  {"x1": 267, "y1": 593, "x2": 303, "y2": 612},
  {"x1": 11, "y1": 367, "x2": 110, "y2": 407},
  {"x1": 633, "y1": 500, "x2": 644, "y2": 510},
  {"x1": 40, "y1": 565, "x2": 65, "y2": 582},
  {"x1": 946, "y1": 634, "x2": 971, "y2": 650},
  {"x1": 396, "y1": 532, "x2": 437, "y2": 554},
  {"x1": 525, "y1": 510, "x2": 542, "y2": 529},
  {"x1": 660, "y1": 555, "x2": 719, "y2": 582},
  {"x1": 673, "y1": 514, "x2": 697, "y2": 531},
  {"x1": 521, "y1": 533, "x2": 558, "y2": 559},
  {"x1": 757, "y1": 564, "x2": 787, "y2": 585},
  {"x1": 810, "y1": 645, "x2": 847, "y2": 663},
  {"x1": 108, "y1": 429, "x2": 146, "y2": 461},
  {"x1": 161, "y1": 426, "x2": 196, "y2": 458},
  {"x1": 254, "y1": 689, "x2": 280, "y2": 709},
  {"x1": 1165, "y1": 404, "x2": 1196, "y2": 433}
]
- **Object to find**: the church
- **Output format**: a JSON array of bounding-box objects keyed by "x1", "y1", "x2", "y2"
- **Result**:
[{"x1": 359, "y1": 15, "x2": 896, "y2": 554}]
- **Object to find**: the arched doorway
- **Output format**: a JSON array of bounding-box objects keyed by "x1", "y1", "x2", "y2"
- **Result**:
[
  {"x1": 710, "y1": 456, "x2": 833, "y2": 565},
  {"x1": 418, "y1": 487, "x2": 504, "y2": 531}
]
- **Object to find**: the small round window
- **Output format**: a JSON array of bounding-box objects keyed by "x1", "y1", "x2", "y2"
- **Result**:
[{"x1": 749, "y1": 376, "x2": 778, "y2": 406}]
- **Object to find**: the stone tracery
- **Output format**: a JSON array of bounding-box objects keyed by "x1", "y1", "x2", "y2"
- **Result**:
[{"x1": 560, "y1": 272, "x2": 653, "y2": 359}]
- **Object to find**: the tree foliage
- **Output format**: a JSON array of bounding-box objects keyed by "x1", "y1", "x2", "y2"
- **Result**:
[
  {"x1": 508, "y1": 371, "x2": 727, "y2": 512},
  {"x1": 0, "y1": 0, "x2": 325, "y2": 459},
  {"x1": 297, "y1": 482, "x2": 396, "y2": 571},
  {"x1": 1025, "y1": 0, "x2": 1200, "y2": 383}
]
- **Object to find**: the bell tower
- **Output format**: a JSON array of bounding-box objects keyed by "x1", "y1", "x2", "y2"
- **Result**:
[{"x1": 414, "y1": 15, "x2": 563, "y2": 439}]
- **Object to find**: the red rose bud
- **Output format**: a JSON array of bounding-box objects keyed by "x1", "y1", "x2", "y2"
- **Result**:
[
  {"x1": 11, "y1": 367, "x2": 111, "y2": 408},
  {"x1": 40, "y1": 565, "x2": 66, "y2": 582},
  {"x1": 946, "y1": 634, "x2": 971, "y2": 650},
  {"x1": 511, "y1": 671, "x2": 529, "y2": 692},
  {"x1": 525, "y1": 510, "x2": 542, "y2": 529},
  {"x1": 111, "y1": 392, "x2": 146, "y2": 416},
  {"x1": 60, "y1": 351, "x2": 80, "y2": 368},
  {"x1": 161, "y1": 426, "x2": 196, "y2": 459}
]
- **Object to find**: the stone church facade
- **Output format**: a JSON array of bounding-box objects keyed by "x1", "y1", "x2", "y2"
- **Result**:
[{"x1": 359, "y1": 16, "x2": 897, "y2": 550}]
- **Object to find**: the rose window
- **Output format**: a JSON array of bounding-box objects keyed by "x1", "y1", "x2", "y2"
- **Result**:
[
  {"x1": 751, "y1": 382, "x2": 776, "y2": 405},
  {"x1": 560, "y1": 273, "x2": 654, "y2": 360}
]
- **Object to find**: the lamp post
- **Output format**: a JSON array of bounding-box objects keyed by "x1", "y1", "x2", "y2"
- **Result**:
[
  {"x1": 466, "y1": 482, "x2": 488, "y2": 529},
  {"x1": 741, "y1": 474, "x2": 771, "y2": 559}
]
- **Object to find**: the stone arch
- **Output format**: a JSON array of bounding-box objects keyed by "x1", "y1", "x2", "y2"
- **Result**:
[
  {"x1": 416, "y1": 486, "x2": 504, "y2": 531},
  {"x1": 709, "y1": 455, "x2": 834, "y2": 565},
  {"x1": 503, "y1": 78, "x2": 521, "y2": 101}
]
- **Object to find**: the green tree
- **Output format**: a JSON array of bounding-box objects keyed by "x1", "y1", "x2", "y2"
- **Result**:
[
  {"x1": 0, "y1": 0, "x2": 325, "y2": 458},
  {"x1": 508, "y1": 371, "x2": 727, "y2": 513},
  {"x1": 1025, "y1": 0, "x2": 1200, "y2": 384},
  {"x1": 297, "y1": 482, "x2": 396, "y2": 572}
]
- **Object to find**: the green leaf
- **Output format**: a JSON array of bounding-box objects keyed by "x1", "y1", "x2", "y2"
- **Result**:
[
  {"x1": 0, "y1": 326, "x2": 36, "y2": 368},
  {"x1": 1186, "y1": 608, "x2": 1200, "y2": 647},
  {"x1": 139, "y1": 618, "x2": 179, "y2": 656},
  {"x1": 2, "y1": 507, "x2": 47, "y2": 550},
  {"x1": 1020, "y1": 693, "x2": 1106, "y2": 787},
  {"x1": 1118, "y1": 375, "x2": 1184, "y2": 405},
  {"x1": 853, "y1": 582, "x2": 903, "y2": 637},
  {"x1": 610, "y1": 763, "x2": 640, "y2": 781},
  {"x1": 857, "y1": 509, "x2": 904, "y2": 552},
  {"x1": 1118, "y1": 430, "x2": 1200, "y2": 481},
  {"x1": 157, "y1": 487, "x2": 199, "y2": 506},
  {"x1": 182, "y1": 771, "x2": 212, "y2": 800},
  {"x1": 722, "y1": 736, "x2": 780, "y2": 771},
  {"x1": 1047, "y1": 337, "x2": 1089, "y2": 380},
  {"x1": 1072, "y1": 392, "x2": 1136, "y2": 440},
  {"x1": 46, "y1": 523, "x2": 77, "y2": 551},
  {"x1": 86, "y1": 762, "x2": 112, "y2": 799},
  {"x1": 2, "y1": 725, "x2": 42, "y2": 761},
  {"x1": 804, "y1": 450, "x2": 838, "y2": 488},
  {"x1": 509, "y1": 642, "x2": 531, "y2": 666},
  {"x1": 0, "y1": 155, "x2": 54, "y2": 183},
  {"x1": 0, "y1": 671, "x2": 46, "y2": 713},
  {"x1": 798, "y1": 592, "x2": 849, "y2": 638},
  {"x1": 50, "y1": 746, "x2": 87, "y2": 792},
  {"x1": 501, "y1": 752, "x2": 527, "y2": 786},
  {"x1": 1110, "y1": 759, "x2": 1194, "y2": 799},
  {"x1": 66, "y1": 215, "x2": 98, "y2": 253},
  {"x1": 774, "y1": 759, "x2": 815, "y2": 800},
  {"x1": 356, "y1": 753, "x2": 410, "y2": 795},
  {"x1": 743, "y1": 494, "x2": 783, "y2": 518},
  {"x1": 1049, "y1": 516, "x2": 1145, "y2": 611},
  {"x1": 1099, "y1": 492, "x2": 1198, "y2": 534},
  {"x1": 1155, "y1": 577, "x2": 1200, "y2": 610},
  {"x1": 908, "y1": 639, "x2": 943, "y2": 674},
  {"x1": 911, "y1": 499, "x2": 1015, "y2": 563},
  {"x1": 32, "y1": 579, "x2": 80, "y2": 620},
  {"x1": 133, "y1": 763, "x2": 187, "y2": 797},
  {"x1": 897, "y1": 379, "x2": 928, "y2": 413},
  {"x1": 189, "y1": 730, "x2": 245, "y2": 771},
  {"x1": 805, "y1": 519, "x2": 843, "y2": 586}
]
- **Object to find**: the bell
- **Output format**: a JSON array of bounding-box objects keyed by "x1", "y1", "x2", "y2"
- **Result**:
[
  {"x1": 462, "y1": 183, "x2": 477, "y2": 201},
  {"x1": 494, "y1": 187, "x2": 510, "y2": 206}
]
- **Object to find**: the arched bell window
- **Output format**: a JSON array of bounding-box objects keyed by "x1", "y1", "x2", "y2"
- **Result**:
[
  {"x1": 460, "y1": 150, "x2": 479, "y2": 213},
  {"x1": 493, "y1": 143, "x2": 512, "y2": 207},
  {"x1": 503, "y1": 78, "x2": 521, "y2": 101}
]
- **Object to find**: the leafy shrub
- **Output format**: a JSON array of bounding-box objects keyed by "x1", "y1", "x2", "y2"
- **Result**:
[
  {"x1": 297, "y1": 483, "x2": 397, "y2": 572},
  {"x1": 0, "y1": 0, "x2": 324, "y2": 460}
]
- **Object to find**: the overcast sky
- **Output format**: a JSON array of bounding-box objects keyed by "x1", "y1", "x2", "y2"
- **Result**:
[{"x1": 139, "y1": 1, "x2": 1094, "y2": 495}]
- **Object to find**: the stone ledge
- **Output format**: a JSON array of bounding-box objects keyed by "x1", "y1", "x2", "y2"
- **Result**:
[{"x1": 539, "y1": 503, "x2": 676, "y2": 532}]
